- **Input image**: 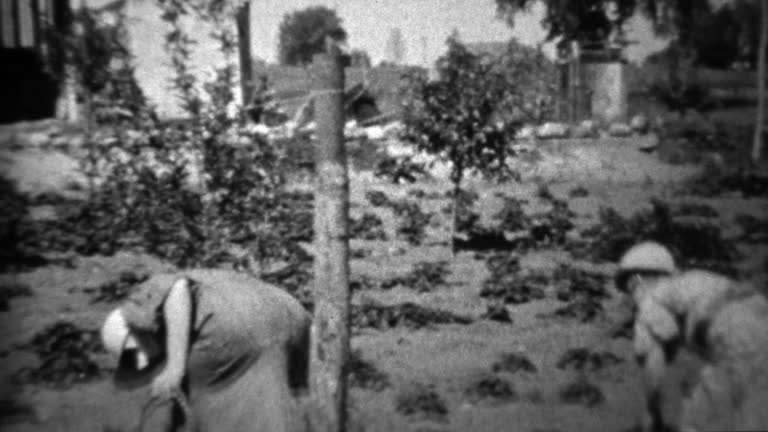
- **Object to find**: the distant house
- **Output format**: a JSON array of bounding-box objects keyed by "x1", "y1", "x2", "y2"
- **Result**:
[{"x1": 0, "y1": 0, "x2": 72, "y2": 123}]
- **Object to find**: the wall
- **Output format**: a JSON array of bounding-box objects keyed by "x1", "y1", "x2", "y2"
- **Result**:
[{"x1": 585, "y1": 62, "x2": 628, "y2": 124}]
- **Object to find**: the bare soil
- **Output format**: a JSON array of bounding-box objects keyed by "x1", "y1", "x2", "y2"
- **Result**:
[{"x1": 1, "y1": 130, "x2": 766, "y2": 432}]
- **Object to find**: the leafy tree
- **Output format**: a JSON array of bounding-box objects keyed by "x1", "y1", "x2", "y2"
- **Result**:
[
  {"x1": 277, "y1": 6, "x2": 347, "y2": 66},
  {"x1": 401, "y1": 33, "x2": 519, "y2": 253},
  {"x1": 495, "y1": 0, "x2": 636, "y2": 51}
]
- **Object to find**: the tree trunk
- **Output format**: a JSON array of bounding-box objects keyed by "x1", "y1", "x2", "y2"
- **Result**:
[
  {"x1": 235, "y1": 1, "x2": 253, "y2": 108},
  {"x1": 753, "y1": 0, "x2": 768, "y2": 163},
  {"x1": 308, "y1": 39, "x2": 350, "y2": 432}
]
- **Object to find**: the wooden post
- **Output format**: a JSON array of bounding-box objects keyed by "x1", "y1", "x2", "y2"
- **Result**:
[
  {"x1": 308, "y1": 38, "x2": 350, "y2": 432},
  {"x1": 11, "y1": 0, "x2": 21, "y2": 47},
  {"x1": 236, "y1": 1, "x2": 253, "y2": 107},
  {"x1": 753, "y1": 0, "x2": 767, "y2": 163},
  {"x1": 31, "y1": 0, "x2": 41, "y2": 51}
]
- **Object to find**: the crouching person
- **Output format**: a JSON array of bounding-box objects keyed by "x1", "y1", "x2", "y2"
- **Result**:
[
  {"x1": 616, "y1": 242, "x2": 768, "y2": 432},
  {"x1": 100, "y1": 269, "x2": 311, "y2": 432}
]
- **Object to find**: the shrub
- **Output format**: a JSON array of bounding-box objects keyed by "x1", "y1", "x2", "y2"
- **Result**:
[
  {"x1": 349, "y1": 349, "x2": 389, "y2": 391},
  {"x1": 491, "y1": 352, "x2": 537, "y2": 374},
  {"x1": 351, "y1": 301, "x2": 473, "y2": 330},
  {"x1": 463, "y1": 375, "x2": 518, "y2": 405},
  {"x1": 392, "y1": 200, "x2": 433, "y2": 246},
  {"x1": 374, "y1": 156, "x2": 427, "y2": 184},
  {"x1": 575, "y1": 199, "x2": 738, "y2": 273},
  {"x1": 15, "y1": 322, "x2": 103, "y2": 389},
  {"x1": 394, "y1": 383, "x2": 449, "y2": 421},
  {"x1": 381, "y1": 261, "x2": 450, "y2": 293},
  {"x1": 350, "y1": 212, "x2": 387, "y2": 240}
]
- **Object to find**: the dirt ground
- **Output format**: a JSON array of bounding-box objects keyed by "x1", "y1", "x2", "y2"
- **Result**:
[{"x1": 1, "y1": 127, "x2": 766, "y2": 432}]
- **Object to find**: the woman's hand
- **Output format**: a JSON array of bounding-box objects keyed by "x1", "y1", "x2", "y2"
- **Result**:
[{"x1": 150, "y1": 367, "x2": 184, "y2": 401}]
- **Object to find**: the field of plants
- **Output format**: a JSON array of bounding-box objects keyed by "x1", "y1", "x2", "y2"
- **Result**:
[
  {"x1": 1, "y1": 113, "x2": 767, "y2": 432},
  {"x1": 2, "y1": 3, "x2": 768, "y2": 431}
]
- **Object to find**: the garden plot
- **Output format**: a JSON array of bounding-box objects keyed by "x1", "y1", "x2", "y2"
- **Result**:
[{"x1": 1, "y1": 129, "x2": 767, "y2": 432}]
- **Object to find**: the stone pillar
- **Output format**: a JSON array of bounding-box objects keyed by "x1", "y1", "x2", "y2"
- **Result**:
[{"x1": 586, "y1": 61, "x2": 628, "y2": 124}]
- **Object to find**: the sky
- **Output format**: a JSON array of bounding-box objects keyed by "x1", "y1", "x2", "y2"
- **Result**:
[{"x1": 250, "y1": 0, "x2": 671, "y2": 66}]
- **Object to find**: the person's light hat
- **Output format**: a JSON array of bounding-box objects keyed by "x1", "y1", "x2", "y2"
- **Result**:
[
  {"x1": 616, "y1": 241, "x2": 677, "y2": 293},
  {"x1": 618, "y1": 241, "x2": 677, "y2": 274},
  {"x1": 101, "y1": 308, "x2": 149, "y2": 370}
]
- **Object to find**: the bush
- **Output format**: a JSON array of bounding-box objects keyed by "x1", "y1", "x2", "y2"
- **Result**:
[
  {"x1": 351, "y1": 301, "x2": 473, "y2": 330},
  {"x1": 556, "y1": 348, "x2": 623, "y2": 372},
  {"x1": 349, "y1": 350, "x2": 389, "y2": 391},
  {"x1": 559, "y1": 377, "x2": 604, "y2": 407},
  {"x1": 350, "y1": 213, "x2": 387, "y2": 241},
  {"x1": 480, "y1": 253, "x2": 547, "y2": 305},
  {"x1": 381, "y1": 261, "x2": 450, "y2": 293},
  {"x1": 392, "y1": 200, "x2": 433, "y2": 246},
  {"x1": 15, "y1": 322, "x2": 103, "y2": 389},
  {"x1": 463, "y1": 375, "x2": 518, "y2": 405},
  {"x1": 394, "y1": 383, "x2": 449, "y2": 421},
  {"x1": 493, "y1": 196, "x2": 529, "y2": 232},
  {"x1": 374, "y1": 156, "x2": 427, "y2": 184},
  {"x1": 83, "y1": 270, "x2": 149, "y2": 304},
  {"x1": 491, "y1": 352, "x2": 537, "y2": 374},
  {"x1": 365, "y1": 190, "x2": 392, "y2": 208},
  {"x1": 575, "y1": 199, "x2": 738, "y2": 273}
]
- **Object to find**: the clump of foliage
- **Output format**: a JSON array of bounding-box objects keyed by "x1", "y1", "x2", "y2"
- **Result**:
[
  {"x1": 350, "y1": 274, "x2": 378, "y2": 292},
  {"x1": 391, "y1": 200, "x2": 434, "y2": 246},
  {"x1": 549, "y1": 299, "x2": 605, "y2": 323},
  {"x1": 19, "y1": 3, "x2": 317, "y2": 310},
  {"x1": 559, "y1": 377, "x2": 604, "y2": 407},
  {"x1": 0, "y1": 176, "x2": 34, "y2": 271},
  {"x1": 528, "y1": 199, "x2": 575, "y2": 247},
  {"x1": 491, "y1": 352, "x2": 538, "y2": 374},
  {"x1": 394, "y1": 383, "x2": 449, "y2": 421},
  {"x1": 443, "y1": 188, "x2": 481, "y2": 234},
  {"x1": 481, "y1": 303, "x2": 513, "y2": 324},
  {"x1": 556, "y1": 348, "x2": 623, "y2": 372},
  {"x1": 493, "y1": 196, "x2": 529, "y2": 233},
  {"x1": 277, "y1": 6, "x2": 347, "y2": 66},
  {"x1": 463, "y1": 375, "x2": 518, "y2": 405},
  {"x1": 374, "y1": 156, "x2": 427, "y2": 184},
  {"x1": 260, "y1": 245, "x2": 314, "y2": 310},
  {"x1": 401, "y1": 33, "x2": 521, "y2": 252},
  {"x1": 685, "y1": 167, "x2": 768, "y2": 199},
  {"x1": 0, "y1": 282, "x2": 33, "y2": 312},
  {"x1": 349, "y1": 349, "x2": 390, "y2": 392},
  {"x1": 480, "y1": 253, "x2": 547, "y2": 304},
  {"x1": 552, "y1": 266, "x2": 609, "y2": 303},
  {"x1": 83, "y1": 270, "x2": 149, "y2": 304},
  {"x1": 352, "y1": 301, "x2": 473, "y2": 330},
  {"x1": 408, "y1": 188, "x2": 443, "y2": 200},
  {"x1": 575, "y1": 199, "x2": 738, "y2": 273},
  {"x1": 15, "y1": 322, "x2": 103, "y2": 389},
  {"x1": 350, "y1": 213, "x2": 387, "y2": 241},
  {"x1": 734, "y1": 214, "x2": 768, "y2": 244},
  {"x1": 543, "y1": 266, "x2": 609, "y2": 322},
  {"x1": 365, "y1": 190, "x2": 393, "y2": 208},
  {"x1": 381, "y1": 261, "x2": 450, "y2": 293},
  {"x1": 569, "y1": 186, "x2": 589, "y2": 198}
]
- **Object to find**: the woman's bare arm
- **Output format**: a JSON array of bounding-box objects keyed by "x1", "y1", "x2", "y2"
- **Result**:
[{"x1": 161, "y1": 277, "x2": 192, "y2": 381}]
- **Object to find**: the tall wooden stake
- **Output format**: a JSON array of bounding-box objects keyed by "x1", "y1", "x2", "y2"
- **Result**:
[
  {"x1": 309, "y1": 39, "x2": 350, "y2": 432},
  {"x1": 236, "y1": 1, "x2": 253, "y2": 107},
  {"x1": 753, "y1": 0, "x2": 768, "y2": 163}
]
